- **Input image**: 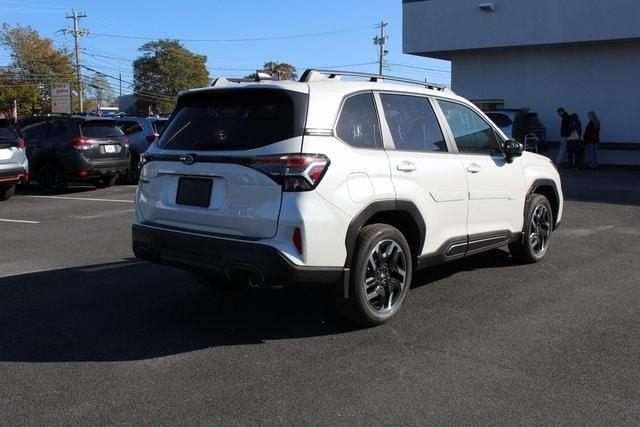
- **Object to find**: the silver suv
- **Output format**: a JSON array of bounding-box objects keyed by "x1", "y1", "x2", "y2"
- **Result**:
[{"x1": 0, "y1": 120, "x2": 28, "y2": 201}]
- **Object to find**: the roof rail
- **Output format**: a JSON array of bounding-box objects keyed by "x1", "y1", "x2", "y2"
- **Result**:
[{"x1": 299, "y1": 69, "x2": 448, "y2": 92}]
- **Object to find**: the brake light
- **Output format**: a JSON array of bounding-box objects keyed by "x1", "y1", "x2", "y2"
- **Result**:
[
  {"x1": 146, "y1": 133, "x2": 158, "y2": 143},
  {"x1": 16, "y1": 138, "x2": 26, "y2": 150},
  {"x1": 70, "y1": 137, "x2": 93, "y2": 150},
  {"x1": 248, "y1": 154, "x2": 329, "y2": 192}
]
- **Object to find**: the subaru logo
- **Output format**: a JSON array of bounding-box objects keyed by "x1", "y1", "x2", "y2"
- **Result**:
[{"x1": 180, "y1": 154, "x2": 195, "y2": 165}]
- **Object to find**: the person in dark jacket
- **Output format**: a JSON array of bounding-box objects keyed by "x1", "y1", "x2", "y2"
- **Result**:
[
  {"x1": 511, "y1": 107, "x2": 529, "y2": 143},
  {"x1": 583, "y1": 111, "x2": 600, "y2": 169},
  {"x1": 555, "y1": 107, "x2": 573, "y2": 166}
]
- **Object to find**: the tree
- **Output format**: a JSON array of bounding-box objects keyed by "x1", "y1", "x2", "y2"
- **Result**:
[
  {"x1": 0, "y1": 24, "x2": 75, "y2": 115},
  {"x1": 251, "y1": 61, "x2": 297, "y2": 81},
  {"x1": 87, "y1": 73, "x2": 112, "y2": 107},
  {"x1": 133, "y1": 39, "x2": 209, "y2": 114}
]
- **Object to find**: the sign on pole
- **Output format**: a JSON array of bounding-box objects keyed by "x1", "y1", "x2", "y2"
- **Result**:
[{"x1": 51, "y1": 82, "x2": 72, "y2": 114}]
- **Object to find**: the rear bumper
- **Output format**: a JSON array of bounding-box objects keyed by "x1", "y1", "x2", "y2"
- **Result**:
[
  {"x1": 74, "y1": 158, "x2": 131, "y2": 179},
  {"x1": 132, "y1": 223, "x2": 345, "y2": 288},
  {"x1": 0, "y1": 167, "x2": 28, "y2": 185}
]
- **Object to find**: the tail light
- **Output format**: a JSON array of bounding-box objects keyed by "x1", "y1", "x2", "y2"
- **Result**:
[
  {"x1": 16, "y1": 138, "x2": 26, "y2": 150},
  {"x1": 70, "y1": 137, "x2": 94, "y2": 150},
  {"x1": 247, "y1": 154, "x2": 329, "y2": 191},
  {"x1": 145, "y1": 133, "x2": 159, "y2": 143}
]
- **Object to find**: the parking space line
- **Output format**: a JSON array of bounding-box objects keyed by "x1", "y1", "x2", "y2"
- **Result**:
[
  {"x1": 0, "y1": 218, "x2": 40, "y2": 224},
  {"x1": 25, "y1": 195, "x2": 134, "y2": 203}
]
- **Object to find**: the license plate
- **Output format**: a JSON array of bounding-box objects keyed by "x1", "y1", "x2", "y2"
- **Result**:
[
  {"x1": 104, "y1": 145, "x2": 117, "y2": 153},
  {"x1": 176, "y1": 177, "x2": 212, "y2": 208}
]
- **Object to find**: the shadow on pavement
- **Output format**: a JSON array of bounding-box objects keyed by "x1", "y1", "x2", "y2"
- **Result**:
[
  {"x1": 0, "y1": 250, "x2": 518, "y2": 363},
  {"x1": 0, "y1": 260, "x2": 357, "y2": 362}
]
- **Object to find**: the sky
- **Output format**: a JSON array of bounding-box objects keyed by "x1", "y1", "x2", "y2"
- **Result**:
[{"x1": 0, "y1": 0, "x2": 451, "y2": 97}]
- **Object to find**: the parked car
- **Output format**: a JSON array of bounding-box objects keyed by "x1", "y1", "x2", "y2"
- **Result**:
[
  {"x1": 18, "y1": 116, "x2": 130, "y2": 193},
  {"x1": 0, "y1": 119, "x2": 29, "y2": 201},
  {"x1": 485, "y1": 109, "x2": 547, "y2": 151},
  {"x1": 132, "y1": 70, "x2": 563, "y2": 326},
  {"x1": 114, "y1": 116, "x2": 167, "y2": 182}
]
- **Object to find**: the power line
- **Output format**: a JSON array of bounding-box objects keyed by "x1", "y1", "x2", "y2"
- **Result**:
[{"x1": 87, "y1": 24, "x2": 375, "y2": 43}]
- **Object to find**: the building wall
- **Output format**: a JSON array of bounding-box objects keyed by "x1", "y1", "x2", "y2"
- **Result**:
[
  {"x1": 403, "y1": 0, "x2": 640, "y2": 59},
  {"x1": 451, "y1": 42, "x2": 640, "y2": 152}
]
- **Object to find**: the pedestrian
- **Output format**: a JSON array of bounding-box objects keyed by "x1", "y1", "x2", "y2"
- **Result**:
[
  {"x1": 571, "y1": 113, "x2": 584, "y2": 167},
  {"x1": 512, "y1": 107, "x2": 529, "y2": 143},
  {"x1": 583, "y1": 111, "x2": 600, "y2": 169},
  {"x1": 555, "y1": 107, "x2": 572, "y2": 166},
  {"x1": 567, "y1": 114, "x2": 581, "y2": 170}
]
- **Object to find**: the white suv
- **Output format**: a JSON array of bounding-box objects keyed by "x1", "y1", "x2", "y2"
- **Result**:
[{"x1": 132, "y1": 70, "x2": 563, "y2": 325}]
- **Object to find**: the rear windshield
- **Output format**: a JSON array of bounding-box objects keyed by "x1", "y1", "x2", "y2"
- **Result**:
[
  {"x1": 486, "y1": 113, "x2": 512, "y2": 127},
  {"x1": 0, "y1": 126, "x2": 17, "y2": 139},
  {"x1": 80, "y1": 121, "x2": 124, "y2": 139},
  {"x1": 159, "y1": 89, "x2": 308, "y2": 151}
]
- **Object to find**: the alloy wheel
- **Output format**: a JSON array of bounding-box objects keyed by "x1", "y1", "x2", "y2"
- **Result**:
[{"x1": 364, "y1": 239, "x2": 407, "y2": 314}]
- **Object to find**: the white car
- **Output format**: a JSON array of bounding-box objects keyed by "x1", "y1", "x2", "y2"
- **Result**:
[
  {"x1": 0, "y1": 120, "x2": 28, "y2": 201},
  {"x1": 132, "y1": 70, "x2": 563, "y2": 325}
]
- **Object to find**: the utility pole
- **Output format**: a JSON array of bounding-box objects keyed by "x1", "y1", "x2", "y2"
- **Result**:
[
  {"x1": 119, "y1": 73, "x2": 122, "y2": 97},
  {"x1": 373, "y1": 21, "x2": 388, "y2": 75},
  {"x1": 64, "y1": 10, "x2": 87, "y2": 113}
]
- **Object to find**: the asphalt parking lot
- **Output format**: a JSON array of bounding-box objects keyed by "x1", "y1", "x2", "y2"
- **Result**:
[{"x1": 1, "y1": 169, "x2": 639, "y2": 425}]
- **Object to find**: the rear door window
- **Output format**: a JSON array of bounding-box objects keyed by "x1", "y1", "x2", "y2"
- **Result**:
[
  {"x1": 335, "y1": 93, "x2": 381, "y2": 149},
  {"x1": 21, "y1": 120, "x2": 49, "y2": 141},
  {"x1": 80, "y1": 121, "x2": 124, "y2": 139},
  {"x1": 380, "y1": 94, "x2": 447, "y2": 152},
  {"x1": 159, "y1": 89, "x2": 308, "y2": 151}
]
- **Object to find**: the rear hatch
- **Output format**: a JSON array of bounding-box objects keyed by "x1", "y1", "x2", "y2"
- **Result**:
[
  {"x1": 138, "y1": 87, "x2": 309, "y2": 239},
  {"x1": 77, "y1": 120, "x2": 129, "y2": 161}
]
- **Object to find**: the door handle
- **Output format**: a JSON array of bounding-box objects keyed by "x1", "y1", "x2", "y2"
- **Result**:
[
  {"x1": 466, "y1": 163, "x2": 482, "y2": 174},
  {"x1": 396, "y1": 161, "x2": 416, "y2": 172}
]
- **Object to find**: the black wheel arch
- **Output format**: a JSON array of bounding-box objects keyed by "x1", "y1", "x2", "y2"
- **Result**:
[
  {"x1": 527, "y1": 179, "x2": 560, "y2": 229},
  {"x1": 344, "y1": 200, "x2": 426, "y2": 268}
]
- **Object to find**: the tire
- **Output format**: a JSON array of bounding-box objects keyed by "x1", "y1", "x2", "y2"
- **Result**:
[
  {"x1": 337, "y1": 223, "x2": 413, "y2": 326},
  {"x1": 38, "y1": 163, "x2": 67, "y2": 194},
  {"x1": 0, "y1": 184, "x2": 15, "y2": 201},
  {"x1": 191, "y1": 271, "x2": 234, "y2": 291},
  {"x1": 509, "y1": 194, "x2": 554, "y2": 263},
  {"x1": 93, "y1": 175, "x2": 117, "y2": 188}
]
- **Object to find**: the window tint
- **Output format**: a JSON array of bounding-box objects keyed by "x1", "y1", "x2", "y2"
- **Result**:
[
  {"x1": 0, "y1": 123, "x2": 17, "y2": 139},
  {"x1": 118, "y1": 121, "x2": 143, "y2": 135},
  {"x1": 80, "y1": 121, "x2": 123, "y2": 139},
  {"x1": 381, "y1": 94, "x2": 447, "y2": 152},
  {"x1": 438, "y1": 101, "x2": 502, "y2": 155},
  {"x1": 159, "y1": 89, "x2": 307, "y2": 151},
  {"x1": 336, "y1": 93, "x2": 381, "y2": 149}
]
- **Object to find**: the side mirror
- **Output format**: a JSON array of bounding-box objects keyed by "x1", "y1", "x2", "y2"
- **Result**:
[{"x1": 504, "y1": 139, "x2": 523, "y2": 162}]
